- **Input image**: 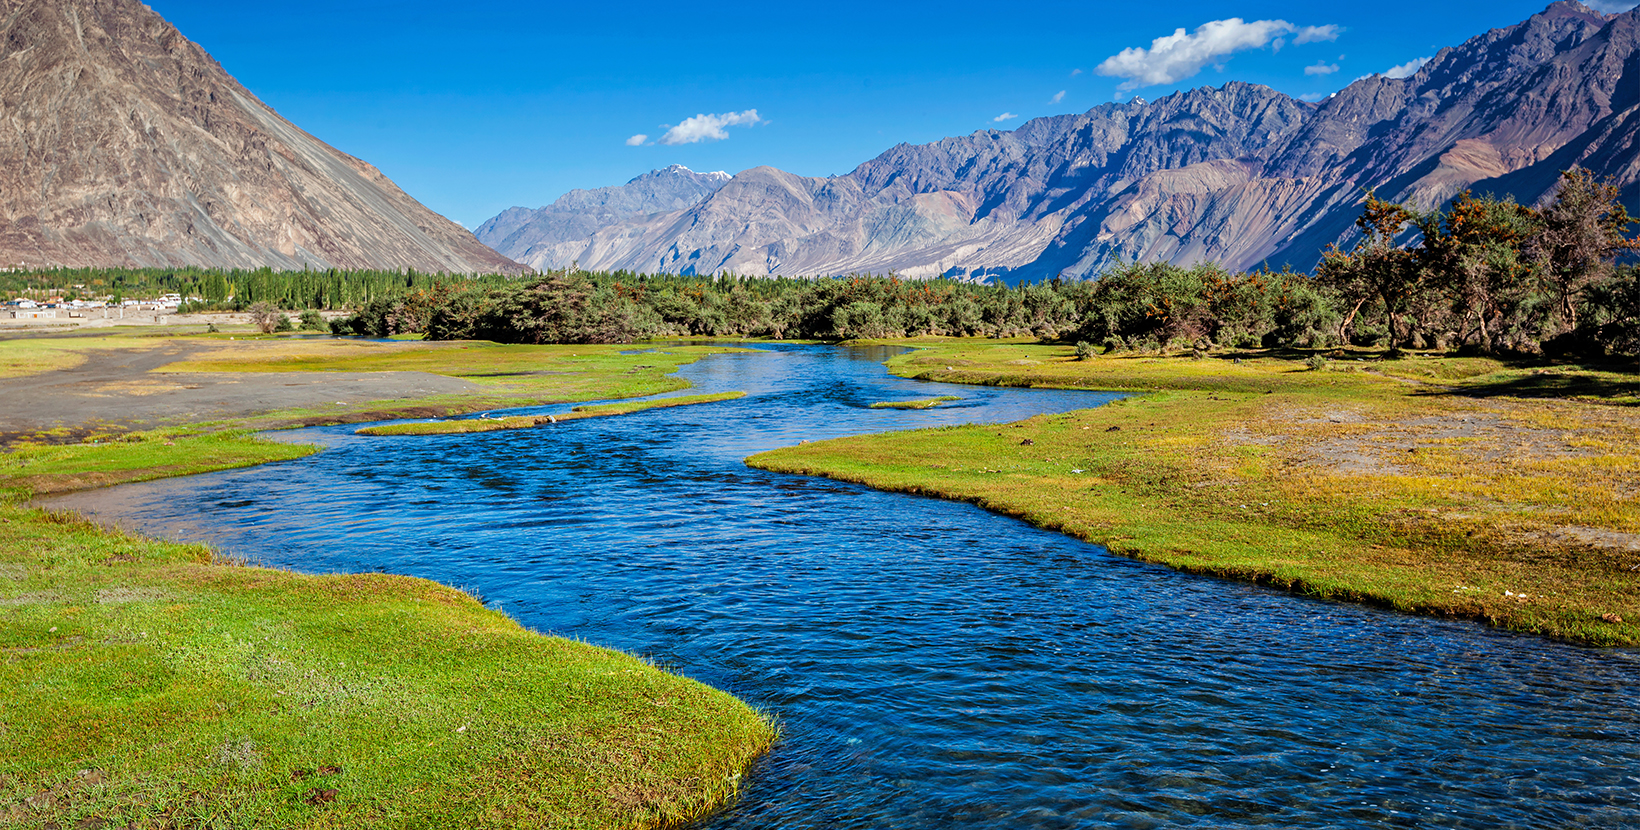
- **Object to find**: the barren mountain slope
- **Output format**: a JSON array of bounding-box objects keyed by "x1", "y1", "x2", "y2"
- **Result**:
[
  {"x1": 487, "y1": 2, "x2": 1636, "y2": 282},
  {"x1": 0, "y1": 0, "x2": 521, "y2": 272}
]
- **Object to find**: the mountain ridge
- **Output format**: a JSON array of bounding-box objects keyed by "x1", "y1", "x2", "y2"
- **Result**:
[
  {"x1": 0, "y1": 0, "x2": 523, "y2": 273},
  {"x1": 480, "y1": 1, "x2": 1637, "y2": 282}
]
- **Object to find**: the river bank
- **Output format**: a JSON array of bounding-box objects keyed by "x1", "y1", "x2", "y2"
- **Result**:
[
  {"x1": 0, "y1": 332, "x2": 775, "y2": 828},
  {"x1": 749, "y1": 340, "x2": 1640, "y2": 646}
]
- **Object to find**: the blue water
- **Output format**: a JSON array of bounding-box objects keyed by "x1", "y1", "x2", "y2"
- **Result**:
[{"x1": 49, "y1": 344, "x2": 1640, "y2": 828}]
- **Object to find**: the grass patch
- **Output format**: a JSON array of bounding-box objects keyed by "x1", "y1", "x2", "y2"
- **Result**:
[
  {"x1": 749, "y1": 341, "x2": 1640, "y2": 646},
  {"x1": 0, "y1": 334, "x2": 162, "y2": 379},
  {"x1": 0, "y1": 428, "x2": 318, "y2": 501},
  {"x1": 0, "y1": 334, "x2": 776, "y2": 826},
  {"x1": 868, "y1": 396, "x2": 961, "y2": 410},
  {"x1": 356, "y1": 392, "x2": 748, "y2": 436},
  {"x1": 0, "y1": 504, "x2": 773, "y2": 828}
]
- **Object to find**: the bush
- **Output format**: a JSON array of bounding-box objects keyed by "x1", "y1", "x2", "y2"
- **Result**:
[
  {"x1": 1305, "y1": 354, "x2": 1330, "y2": 371},
  {"x1": 247, "y1": 301, "x2": 281, "y2": 334},
  {"x1": 1074, "y1": 341, "x2": 1095, "y2": 361},
  {"x1": 298, "y1": 310, "x2": 326, "y2": 331}
]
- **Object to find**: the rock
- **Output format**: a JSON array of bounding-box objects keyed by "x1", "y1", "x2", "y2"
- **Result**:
[
  {"x1": 0, "y1": 0, "x2": 524, "y2": 274},
  {"x1": 1604, "y1": 613, "x2": 1625, "y2": 623}
]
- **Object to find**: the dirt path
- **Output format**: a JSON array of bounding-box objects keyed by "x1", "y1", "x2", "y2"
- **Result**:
[{"x1": 0, "y1": 342, "x2": 476, "y2": 442}]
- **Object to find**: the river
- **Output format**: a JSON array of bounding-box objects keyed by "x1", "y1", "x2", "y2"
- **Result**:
[{"x1": 46, "y1": 343, "x2": 1640, "y2": 829}]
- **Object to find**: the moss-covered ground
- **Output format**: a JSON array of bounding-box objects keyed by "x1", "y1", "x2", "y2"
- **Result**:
[
  {"x1": 749, "y1": 341, "x2": 1640, "y2": 646},
  {"x1": 0, "y1": 334, "x2": 775, "y2": 828}
]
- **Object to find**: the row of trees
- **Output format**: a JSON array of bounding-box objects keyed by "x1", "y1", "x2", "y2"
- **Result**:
[
  {"x1": 1317, "y1": 170, "x2": 1637, "y2": 354},
  {"x1": 0, "y1": 266, "x2": 514, "y2": 311},
  {"x1": 334, "y1": 170, "x2": 1633, "y2": 356}
]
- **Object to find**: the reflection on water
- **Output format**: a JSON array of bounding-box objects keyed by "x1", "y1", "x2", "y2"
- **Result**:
[{"x1": 48, "y1": 344, "x2": 1640, "y2": 829}]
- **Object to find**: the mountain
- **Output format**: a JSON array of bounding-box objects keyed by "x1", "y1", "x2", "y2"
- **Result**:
[
  {"x1": 475, "y1": 164, "x2": 729, "y2": 271},
  {"x1": 0, "y1": 0, "x2": 522, "y2": 273},
  {"x1": 483, "y1": 1, "x2": 1637, "y2": 282}
]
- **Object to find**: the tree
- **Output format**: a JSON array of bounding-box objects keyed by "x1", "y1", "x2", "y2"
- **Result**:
[
  {"x1": 1317, "y1": 192, "x2": 1427, "y2": 347},
  {"x1": 1528, "y1": 169, "x2": 1639, "y2": 332},
  {"x1": 247, "y1": 301, "x2": 283, "y2": 334},
  {"x1": 1415, "y1": 191, "x2": 1540, "y2": 352}
]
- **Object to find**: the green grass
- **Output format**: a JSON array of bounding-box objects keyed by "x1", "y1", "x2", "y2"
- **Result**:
[
  {"x1": 356, "y1": 392, "x2": 748, "y2": 436},
  {"x1": 0, "y1": 428, "x2": 319, "y2": 501},
  {"x1": 0, "y1": 335, "x2": 776, "y2": 827},
  {"x1": 0, "y1": 505, "x2": 774, "y2": 829},
  {"x1": 749, "y1": 341, "x2": 1640, "y2": 646},
  {"x1": 868, "y1": 395, "x2": 960, "y2": 410}
]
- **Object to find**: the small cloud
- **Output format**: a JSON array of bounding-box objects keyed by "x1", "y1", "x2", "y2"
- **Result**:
[
  {"x1": 658, "y1": 109, "x2": 762, "y2": 145},
  {"x1": 1070, "y1": 68, "x2": 1084, "y2": 76},
  {"x1": 1298, "y1": 92, "x2": 1327, "y2": 102},
  {"x1": 1095, "y1": 18, "x2": 1339, "y2": 90},
  {"x1": 993, "y1": 112, "x2": 1020, "y2": 122},
  {"x1": 1272, "y1": 37, "x2": 1286, "y2": 52},
  {"x1": 1049, "y1": 90, "x2": 1066, "y2": 104},
  {"x1": 1586, "y1": 0, "x2": 1637, "y2": 12},
  {"x1": 1304, "y1": 62, "x2": 1340, "y2": 76},
  {"x1": 1383, "y1": 56, "x2": 1432, "y2": 79},
  {"x1": 1294, "y1": 24, "x2": 1342, "y2": 44},
  {"x1": 625, "y1": 134, "x2": 648, "y2": 146}
]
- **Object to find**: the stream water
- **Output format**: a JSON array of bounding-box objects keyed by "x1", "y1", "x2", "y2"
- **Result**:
[{"x1": 47, "y1": 344, "x2": 1640, "y2": 828}]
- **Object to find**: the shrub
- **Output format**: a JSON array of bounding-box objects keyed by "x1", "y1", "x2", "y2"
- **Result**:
[{"x1": 1074, "y1": 341, "x2": 1095, "y2": 361}]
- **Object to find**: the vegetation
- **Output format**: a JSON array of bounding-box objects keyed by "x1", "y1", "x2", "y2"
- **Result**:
[
  {"x1": 1318, "y1": 170, "x2": 1638, "y2": 354},
  {"x1": 356, "y1": 392, "x2": 748, "y2": 436},
  {"x1": 0, "y1": 336, "x2": 775, "y2": 828},
  {"x1": 750, "y1": 341, "x2": 1640, "y2": 646},
  {"x1": 0, "y1": 502, "x2": 773, "y2": 828},
  {"x1": 869, "y1": 396, "x2": 962, "y2": 410},
  {"x1": 0, "y1": 266, "x2": 517, "y2": 311}
]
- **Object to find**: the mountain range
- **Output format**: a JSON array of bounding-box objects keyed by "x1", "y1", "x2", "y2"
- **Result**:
[
  {"x1": 480, "y1": 1, "x2": 1638, "y2": 282},
  {"x1": 0, "y1": 0, "x2": 521, "y2": 273}
]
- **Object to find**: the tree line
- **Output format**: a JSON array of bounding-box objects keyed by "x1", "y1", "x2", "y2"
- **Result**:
[
  {"x1": 332, "y1": 169, "x2": 1634, "y2": 357},
  {"x1": 5, "y1": 169, "x2": 1632, "y2": 358},
  {"x1": 0, "y1": 266, "x2": 515, "y2": 310}
]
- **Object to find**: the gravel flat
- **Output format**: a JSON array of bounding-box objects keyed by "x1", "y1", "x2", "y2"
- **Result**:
[{"x1": 0, "y1": 342, "x2": 476, "y2": 441}]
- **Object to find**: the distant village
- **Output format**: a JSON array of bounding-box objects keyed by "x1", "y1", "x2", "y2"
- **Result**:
[{"x1": 3, "y1": 288, "x2": 206, "y2": 324}]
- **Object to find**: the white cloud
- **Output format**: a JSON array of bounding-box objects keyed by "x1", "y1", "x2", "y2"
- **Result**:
[
  {"x1": 1383, "y1": 56, "x2": 1431, "y2": 79},
  {"x1": 993, "y1": 112, "x2": 1020, "y2": 122},
  {"x1": 657, "y1": 110, "x2": 762, "y2": 145},
  {"x1": 1587, "y1": 1, "x2": 1638, "y2": 12},
  {"x1": 1294, "y1": 24, "x2": 1342, "y2": 44},
  {"x1": 1070, "y1": 68, "x2": 1084, "y2": 76},
  {"x1": 1095, "y1": 18, "x2": 1337, "y2": 90},
  {"x1": 625, "y1": 134, "x2": 648, "y2": 146},
  {"x1": 1049, "y1": 90, "x2": 1066, "y2": 104},
  {"x1": 1298, "y1": 92, "x2": 1328, "y2": 102},
  {"x1": 1304, "y1": 62, "x2": 1340, "y2": 76}
]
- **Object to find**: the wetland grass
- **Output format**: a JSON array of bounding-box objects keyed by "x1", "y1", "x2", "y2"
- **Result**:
[
  {"x1": 868, "y1": 395, "x2": 961, "y2": 410},
  {"x1": 0, "y1": 334, "x2": 776, "y2": 827},
  {"x1": 355, "y1": 391, "x2": 748, "y2": 436},
  {"x1": 750, "y1": 341, "x2": 1640, "y2": 646}
]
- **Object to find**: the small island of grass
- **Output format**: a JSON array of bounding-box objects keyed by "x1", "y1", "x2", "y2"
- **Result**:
[
  {"x1": 868, "y1": 395, "x2": 961, "y2": 410},
  {"x1": 354, "y1": 391, "x2": 747, "y2": 436}
]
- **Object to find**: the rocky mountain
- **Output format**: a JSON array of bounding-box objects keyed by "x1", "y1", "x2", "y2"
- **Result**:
[
  {"x1": 475, "y1": 164, "x2": 729, "y2": 271},
  {"x1": 484, "y1": 1, "x2": 1636, "y2": 282},
  {"x1": 0, "y1": 0, "x2": 522, "y2": 273}
]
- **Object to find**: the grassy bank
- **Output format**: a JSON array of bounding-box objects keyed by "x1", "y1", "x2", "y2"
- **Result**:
[
  {"x1": 356, "y1": 392, "x2": 747, "y2": 436},
  {"x1": 166, "y1": 337, "x2": 752, "y2": 431},
  {"x1": 749, "y1": 341, "x2": 1640, "y2": 646},
  {"x1": 0, "y1": 334, "x2": 776, "y2": 827}
]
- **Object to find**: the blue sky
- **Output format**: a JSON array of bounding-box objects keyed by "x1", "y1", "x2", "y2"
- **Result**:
[{"x1": 146, "y1": 0, "x2": 1635, "y2": 229}]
